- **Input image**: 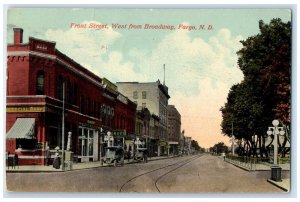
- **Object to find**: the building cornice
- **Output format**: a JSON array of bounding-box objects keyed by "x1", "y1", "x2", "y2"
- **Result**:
[{"x1": 7, "y1": 50, "x2": 104, "y2": 90}]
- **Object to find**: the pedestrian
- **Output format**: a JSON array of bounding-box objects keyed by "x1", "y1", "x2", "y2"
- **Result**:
[
  {"x1": 53, "y1": 149, "x2": 60, "y2": 169},
  {"x1": 45, "y1": 146, "x2": 51, "y2": 166},
  {"x1": 6, "y1": 152, "x2": 10, "y2": 170},
  {"x1": 143, "y1": 149, "x2": 148, "y2": 163},
  {"x1": 127, "y1": 150, "x2": 131, "y2": 162},
  {"x1": 13, "y1": 153, "x2": 19, "y2": 169}
]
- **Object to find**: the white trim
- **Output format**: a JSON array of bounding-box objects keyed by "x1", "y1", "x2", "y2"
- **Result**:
[
  {"x1": 17, "y1": 156, "x2": 46, "y2": 159},
  {"x1": 8, "y1": 50, "x2": 105, "y2": 89},
  {"x1": 7, "y1": 95, "x2": 47, "y2": 98},
  {"x1": 7, "y1": 103, "x2": 46, "y2": 106}
]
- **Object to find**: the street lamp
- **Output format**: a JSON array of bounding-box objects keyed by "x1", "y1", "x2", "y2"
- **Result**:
[
  {"x1": 105, "y1": 131, "x2": 113, "y2": 147},
  {"x1": 267, "y1": 120, "x2": 285, "y2": 165}
]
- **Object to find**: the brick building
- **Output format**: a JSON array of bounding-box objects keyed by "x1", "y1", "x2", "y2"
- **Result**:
[
  {"x1": 167, "y1": 105, "x2": 181, "y2": 155},
  {"x1": 6, "y1": 28, "x2": 136, "y2": 165}
]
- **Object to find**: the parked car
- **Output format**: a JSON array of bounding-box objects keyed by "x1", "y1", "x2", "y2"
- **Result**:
[
  {"x1": 134, "y1": 148, "x2": 148, "y2": 162},
  {"x1": 103, "y1": 146, "x2": 125, "y2": 167}
]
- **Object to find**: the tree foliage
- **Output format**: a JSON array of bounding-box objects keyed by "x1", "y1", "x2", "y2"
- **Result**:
[
  {"x1": 220, "y1": 18, "x2": 291, "y2": 156},
  {"x1": 210, "y1": 142, "x2": 229, "y2": 154},
  {"x1": 191, "y1": 140, "x2": 201, "y2": 151}
]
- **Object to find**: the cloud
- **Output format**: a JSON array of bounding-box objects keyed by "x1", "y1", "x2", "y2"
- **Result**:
[
  {"x1": 44, "y1": 20, "x2": 148, "y2": 82},
  {"x1": 134, "y1": 27, "x2": 244, "y2": 147},
  {"x1": 42, "y1": 24, "x2": 244, "y2": 147},
  {"x1": 131, "y1": 27, "x2": 244, "y2": 98}
]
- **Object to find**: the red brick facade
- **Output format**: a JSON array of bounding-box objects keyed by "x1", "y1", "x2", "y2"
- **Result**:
[{"x1": 6, "y1": 28, "x2": 136, "y2": 165}]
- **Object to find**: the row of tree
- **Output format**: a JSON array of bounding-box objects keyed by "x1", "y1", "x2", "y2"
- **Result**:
[
  {"x1": 209, "y1": 142, "x2": 229, "y2": 154},
  {"x1": 191, "y1": 140, "x2": 206, "y2": 153},
  {"x1": 220, "y1": 19, "x2": 291, "y2": 157}
]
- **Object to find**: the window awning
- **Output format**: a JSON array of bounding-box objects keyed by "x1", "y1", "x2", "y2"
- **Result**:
[{"x1": 6, "y1": 118, "x2": 35, "y2": 139}]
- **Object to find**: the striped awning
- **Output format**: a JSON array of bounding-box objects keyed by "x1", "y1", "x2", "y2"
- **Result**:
[{"x1": 6, "y1": 118, "x2": 35, "y2": 139}]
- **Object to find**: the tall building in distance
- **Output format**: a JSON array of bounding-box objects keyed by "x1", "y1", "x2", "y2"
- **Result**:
[
  {"x1": 117, "y1": 80, "x2": 170, "y2": 156},
  {"x1": 167, "y1": 105, "x2": 181, "y2": 155}
]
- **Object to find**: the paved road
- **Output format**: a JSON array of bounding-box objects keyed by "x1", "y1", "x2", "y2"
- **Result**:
[{"x1": 6, "y1": 153, "x2": 282, "y2": 193}]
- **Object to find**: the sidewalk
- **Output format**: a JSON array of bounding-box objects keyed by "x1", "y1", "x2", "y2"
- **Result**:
[
  {"x1": 223, "y1": 157, "x2": 290, "y2": 171},
  {"x1": 220, "y1": 156, "x2": 290, "y2": 192},
  {"x1": 6, "y1": 155, "x2": 176, "y2": 173},
  {"x1": 267, "y1": 178, "x2": 290, "y2": 192}
]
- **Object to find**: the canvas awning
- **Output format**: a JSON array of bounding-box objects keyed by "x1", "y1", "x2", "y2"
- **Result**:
[{"x1": 6, "y1": 118, "x2": 35, "y2": 139}]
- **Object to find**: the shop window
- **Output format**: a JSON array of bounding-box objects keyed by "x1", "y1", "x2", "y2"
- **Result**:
[
  {"x1": 36, "y1": 71, "x2": 45, "y2": 95},
  {"x1": 78, "y1": 127, "x2": 94, "y2": 157}
]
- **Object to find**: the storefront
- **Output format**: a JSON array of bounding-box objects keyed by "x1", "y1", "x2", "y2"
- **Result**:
[{"x1": 78, "y1": 126, "x2": 99, "y2": 162}]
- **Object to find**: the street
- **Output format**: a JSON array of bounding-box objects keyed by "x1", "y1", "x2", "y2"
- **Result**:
[{"x1": 6, "y1": 153, "x2": 282, "y2": 193}]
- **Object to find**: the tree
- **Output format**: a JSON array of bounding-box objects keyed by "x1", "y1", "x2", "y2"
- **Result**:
[
  {"x1": 221, "y1": 18, "x2": 291, "y2": 157},
  {"x1": 212, "y1": 142, "x2": 229, "y2": 154},
  {"x1": 191, "y1": 140, "x2": 201, "y2": 151}
]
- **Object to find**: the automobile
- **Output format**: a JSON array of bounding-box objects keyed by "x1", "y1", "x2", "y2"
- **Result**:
[
  {"x1": 134, "y1": 148, "x2": 148, "y2": 162},
  {"x1": 103, "y1": 146, "x2": 125, "y2": 166}
]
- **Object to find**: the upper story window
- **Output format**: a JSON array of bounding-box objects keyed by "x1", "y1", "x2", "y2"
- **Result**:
[
  {"x1": 79, "y1": 95, "x2": 84, "y2": 113},
  {"x1": 66, "y1": 79, "x2": 71, "y2": 103},
  {"x1": 142, "y1": 91, "x2": 147, "y2": 99},
  {"x1": 86, "y1": 97, "x2": 90, "y2": 115},
  {"x1": 57, "y1": 76, "x2": 64, "y2": 100},
  {"x1": 73, "y1": 83, "x2": 78, "y2": 105},
  {"x1": 36, "y1": 71, "x2": 45, "y2": 95},
  {"x1": 133, "y1": 91, "x2": 138, "y2": 99}
]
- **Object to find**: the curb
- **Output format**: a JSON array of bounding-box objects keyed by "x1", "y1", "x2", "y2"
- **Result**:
[
  {"x1": 6, "y1": 155, "x2": 178, "y2": 173},
  {"x1": 267, "y1": 179, "x2": 289, "y2": 192}
]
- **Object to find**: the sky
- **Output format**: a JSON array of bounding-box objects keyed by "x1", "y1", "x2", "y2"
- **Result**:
[{"x1": 6, "y1": 8, "x2": 291, "y2": 148}]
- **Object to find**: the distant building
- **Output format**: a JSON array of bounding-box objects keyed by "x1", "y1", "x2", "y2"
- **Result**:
[
  {"x1": 184, "y1": 136, "x2": 192, "y2": 155},
  {"x1": 167, "y1": 105, "x2": 181, "y2": 155},
  {"x1": 117, "y1": 80, "x2": 170, "y2": 156}
]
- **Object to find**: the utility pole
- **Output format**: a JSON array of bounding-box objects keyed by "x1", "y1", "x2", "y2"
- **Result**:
[{"x1": 163, "y1": 64, "x2": 165, "y2": 85}]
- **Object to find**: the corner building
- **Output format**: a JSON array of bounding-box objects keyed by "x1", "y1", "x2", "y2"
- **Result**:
[{"x1": 6, "y1": 28, "x2": 136, "y2": 165}]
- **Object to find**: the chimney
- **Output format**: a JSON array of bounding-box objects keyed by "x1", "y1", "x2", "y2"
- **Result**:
[{"x1": 13, "y1": 28, "x2": 23, "y2": 45}]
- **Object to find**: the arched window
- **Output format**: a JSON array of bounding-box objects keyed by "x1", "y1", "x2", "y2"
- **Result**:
[{"x1": 36, "y1": 71, "x2": 45, "y2": 95}]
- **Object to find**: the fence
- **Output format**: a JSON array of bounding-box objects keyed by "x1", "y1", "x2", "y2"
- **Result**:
[{"x1": 225, "y1": 155, "x2": 290, "y2": 171}]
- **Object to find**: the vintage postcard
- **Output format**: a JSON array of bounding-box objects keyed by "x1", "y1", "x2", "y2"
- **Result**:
[{"x1": 5, "y1": 7, "x2": 292, "y2": 194}]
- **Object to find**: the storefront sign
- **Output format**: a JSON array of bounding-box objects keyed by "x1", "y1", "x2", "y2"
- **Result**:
[
  {"x1": 87, "y1": 120, "x2": 95, "y2": 125},
  {"x1": 7, "y1": 106, "x2": 46, "y2": 113},
  {"x1": 103, "y1": 77, "x2": 118, "y2": 93},
  {"x1": 113, "y1": 130, "x2": 126, "y2": 138}
]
